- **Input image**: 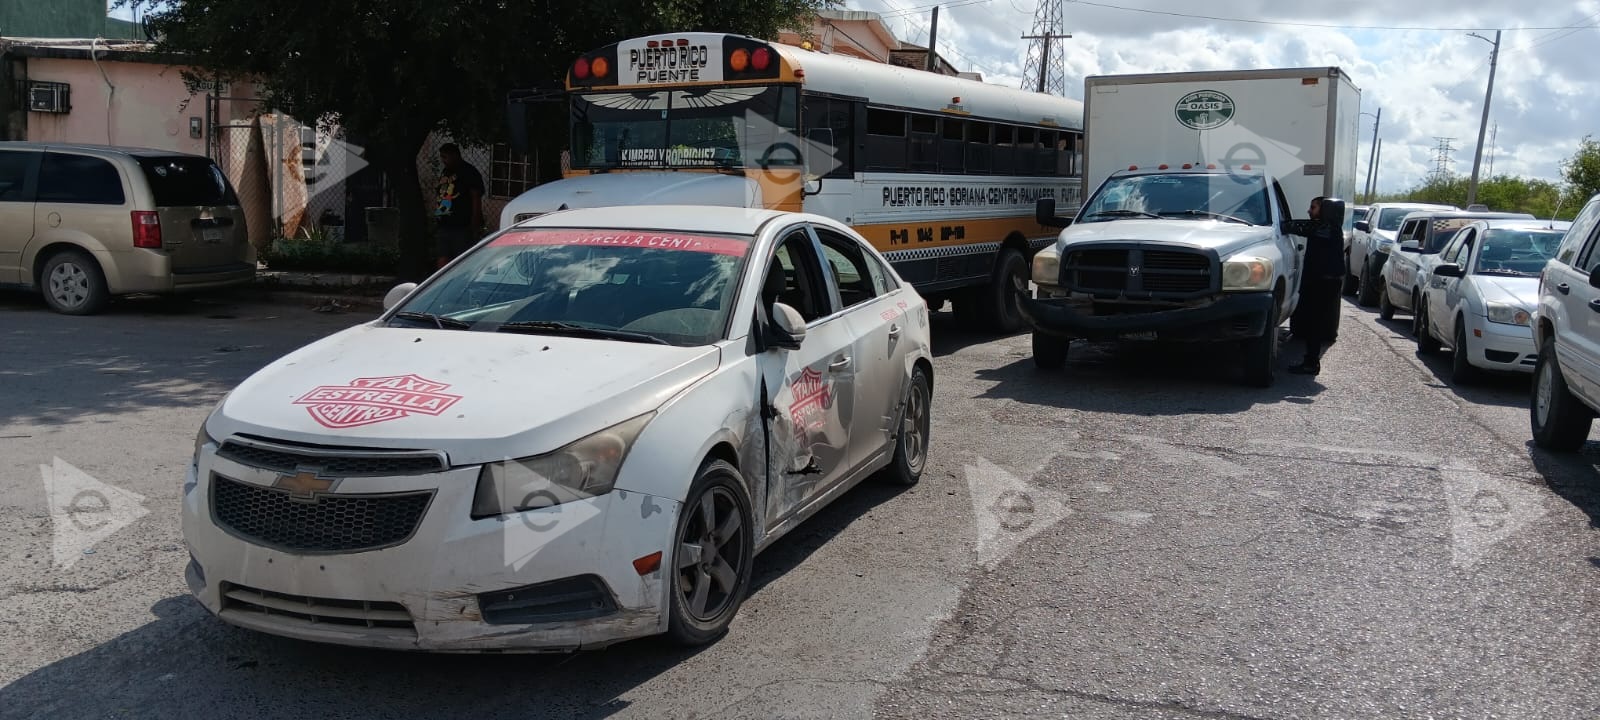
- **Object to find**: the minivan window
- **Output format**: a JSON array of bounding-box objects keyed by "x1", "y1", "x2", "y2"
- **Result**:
[
  {"x1": 0, "y1": 150, "x2": 33, "y2": 201},
  {"x1": 39, "y1": 153, "x2": 125, "y2": 205},
  {"x1": 137, "y1": 157, "x2": 238, "y2": 206}
]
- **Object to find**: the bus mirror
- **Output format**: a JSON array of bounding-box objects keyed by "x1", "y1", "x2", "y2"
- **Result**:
[{"x1": 1036, "y1": 198, "x2": 1071, "y2": 228}]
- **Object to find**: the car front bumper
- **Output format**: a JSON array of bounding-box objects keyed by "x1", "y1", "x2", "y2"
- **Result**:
[
  {"x1": 1465, "y1": 315, "x2": 1537, "y2": 373},
  {"x1": 181, "y1": 450, "x2": 679, "y2": 652},
  {"x1": 1018, "y1": 289, "x2": 1276, "y2": 341}
]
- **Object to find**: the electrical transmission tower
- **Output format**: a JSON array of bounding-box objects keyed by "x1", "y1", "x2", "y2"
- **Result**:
[
  {"x1": 1430, "y1": 137, "x2": 1456, "y2": 181},
  {"x1": 1020, "y1": 0, "x2": 1070, "y2": 95}
]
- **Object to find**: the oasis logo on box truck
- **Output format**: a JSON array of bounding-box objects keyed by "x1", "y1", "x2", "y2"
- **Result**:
[{"x1": 1175, "y1": 90, "x2": 1235, "y2": 130}]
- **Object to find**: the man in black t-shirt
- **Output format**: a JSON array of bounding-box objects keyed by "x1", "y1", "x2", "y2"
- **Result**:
[{"x1": 434, "y1": 143, "x2": 485, "y2": 267}]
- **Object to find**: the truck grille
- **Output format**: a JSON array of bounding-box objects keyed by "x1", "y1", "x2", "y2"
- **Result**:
[
  {"x1": 211, "y1": 475, "x2": 433, "y2": 554},
  {"x1": 1061, "y1": 246, "x2": 1216, "y2": 299}
]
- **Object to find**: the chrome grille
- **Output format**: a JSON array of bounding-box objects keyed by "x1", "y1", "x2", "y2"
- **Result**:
[
  {"x1": 1062, "y1": 246, "x2": 1215, "y2": 298},
  {"x1": 217, "y1": 439, "x2": 445, "y2": 477},
  {"x1": 211, "y1": 475, "x2": 433, "y2": 554},
  {"x1": 221, "y1": 583, "x2": 416, "y2": 637}
]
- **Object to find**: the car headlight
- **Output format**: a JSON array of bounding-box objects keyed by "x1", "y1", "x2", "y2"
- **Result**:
[
  {"x1": 1032, "y1": 246, "x2": 1060, "y2": 286},
  {"x1": 471, "y1": 413, "x2": 654, "y2": 519},
  {"x1": 1485, "y1": 302, "x2": 1532, "y2": 327},
  {"x1": 1222, "y1": 256, "x2": 1274, "y2": 291}
]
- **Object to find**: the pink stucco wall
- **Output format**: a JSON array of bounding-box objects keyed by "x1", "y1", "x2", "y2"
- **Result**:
[{"x1": 24, "y1": 57, "x2": 218, "y2": 153}]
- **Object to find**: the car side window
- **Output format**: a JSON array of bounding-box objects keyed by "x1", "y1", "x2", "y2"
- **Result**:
[
  {"x1": 0, "y1": 150, "x2": 35, "y2": 202},
  {"x1": 39, "y1": 153, "x2": 125, "y2": 205},
  {"x1": 1453, "y1": 229, "x2": 1477, "y2": 267},
  {"x1": 763, "y1": 229, "x2": 829, "y2": 322},
  {"x1": 1557, "y1": 199, "x2": 1600, "y2": 266},
  {"x1": 1441, "y1": 232, "x2": 1467, "y2": 264},
  {"x1": 1271, "y1": 182, "x2": 1292, "y2": 225},
  {"x1": 814, "y1": 228, "x2": 881, "y2": 310},
  {"x1": 1579, "y1": 222, "x2": 1600, "y2": 275}
]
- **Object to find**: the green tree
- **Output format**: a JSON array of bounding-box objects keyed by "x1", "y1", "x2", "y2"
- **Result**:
[
  {"x1": 130, "y1": 0, "x2": 828, "y2": 278},
  {"x1": 1374, "y1": 174, "x2": 1571, "y2": 220},
  {"x1": 1563, "y1": 135, "x2": 1600, "y2": 208}
]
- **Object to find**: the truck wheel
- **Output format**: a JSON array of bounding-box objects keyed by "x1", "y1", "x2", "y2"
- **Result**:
[
  {"x1": 41, "y1": 249, "x2": 110, "y2": 316},
  {"x1": 1416, "y1": 305, "x2": 1442, "y2": 354},
  {"x1": 1342, "y1": 257, "x2": 1358, "y2": 296},
  {"x1": 1242, "y1": 300, "x2": 1280, "y2": 387},
  {"x1": 1356, "y1": 260, "x2": 1380, "y2": 307},
  {"x1": 1532, "y1": 342, "x2": 1593, "y2": 451},
  {"x1": 979, "y1": 248, "x2": 1028, "y2": 334},
  {"x1": 1378, "y1": 287, "x2": 1396, "y2": 321},
  {"x1": 1032, "y1": 331, "x2": 1069, "y2": 371}
]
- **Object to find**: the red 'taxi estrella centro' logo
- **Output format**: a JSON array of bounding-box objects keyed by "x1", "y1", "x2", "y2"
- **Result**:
[{"x1": 293, "y1": 374, "x2": 462, "y2": 429}]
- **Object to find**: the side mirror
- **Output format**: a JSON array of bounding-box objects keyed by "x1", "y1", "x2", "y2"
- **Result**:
[
  {"x1": 1434, "y1": 264, "x2": 1465, "y2": 278},
  {"x1": 1589, "y1": 266, "x2": 1600, "y2": 289},
  {"x1": 1354, "y1": 221, "x2": 1371, "y2": 233},
  {"x1": 768, "y1": 302, "x2": 807, "y2": 350},
  {"x1": 383, "y1": 282, "x2": 419, "y2": 310},
  {"x1": 1035, "y1": 198, "x2": 1071, "y2": 229},
  {"x1": 1399, "y1": 240, "x2": 1421, "y2": 251}
]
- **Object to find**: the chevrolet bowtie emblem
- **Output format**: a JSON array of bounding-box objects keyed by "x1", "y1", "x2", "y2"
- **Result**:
[{"x1": 274, "y1": 469, "x2": 335, "y2": 500}]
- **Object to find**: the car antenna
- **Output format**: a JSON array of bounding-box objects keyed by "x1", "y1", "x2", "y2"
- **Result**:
[{"x1": 1549, "y1": 196, "x2": 1564, "y2": 230}]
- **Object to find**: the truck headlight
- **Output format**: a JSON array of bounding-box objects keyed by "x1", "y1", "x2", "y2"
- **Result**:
[
  {"x1": 471, "y1": 413, "x2": 653, "y2": 519},
  {"x1": 1486, "y1": 302, "x2": 1531, "y2": 327},
  {"x1": 1032, "y1": 246, "x2": 1060, "y2": 287},
  {"x1": 1222, "y1": 257, "x2": 1274, "y2": 291}
]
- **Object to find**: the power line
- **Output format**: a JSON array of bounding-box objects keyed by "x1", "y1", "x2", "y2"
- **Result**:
[{"x1": 1065, "y1": 0, "x2": 1600, "y2": 32}]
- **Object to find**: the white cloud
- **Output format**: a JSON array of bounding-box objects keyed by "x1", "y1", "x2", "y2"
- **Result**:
[{"x1": 855, "y1": 0, "x2": 1599, "y2": 192}]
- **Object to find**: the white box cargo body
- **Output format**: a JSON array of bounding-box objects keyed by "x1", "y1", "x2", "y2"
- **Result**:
[{"x1": 1083, "y1": 67, "x2": 1361, "y2": 227}]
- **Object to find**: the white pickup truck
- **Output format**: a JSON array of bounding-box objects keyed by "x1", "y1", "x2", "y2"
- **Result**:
[{"x1": 1022, "y1": 166, "x2": 1307, "y2": 387}]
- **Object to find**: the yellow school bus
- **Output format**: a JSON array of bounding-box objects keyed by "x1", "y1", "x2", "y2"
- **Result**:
[{"x1": 501, "y1": 32, "x2": 1085, "y2": 330}]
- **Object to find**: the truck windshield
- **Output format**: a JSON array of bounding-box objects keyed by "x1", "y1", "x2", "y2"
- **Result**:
[
  {"x1": 571, "y1": 86, "x2": 799, "y2": 170},
  {"x1": 1078, "y1": 173, "x2": 1272, "y2": 226}
]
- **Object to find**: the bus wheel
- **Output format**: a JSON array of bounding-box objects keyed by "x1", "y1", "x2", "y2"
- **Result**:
[{"x1": 981, "y1": 248, "x2": 1029, "y2": 333}]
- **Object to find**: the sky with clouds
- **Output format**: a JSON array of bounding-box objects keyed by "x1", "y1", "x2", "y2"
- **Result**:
[{"x1": 849, "y1": 0, "x2": 1597, "y2": 193}]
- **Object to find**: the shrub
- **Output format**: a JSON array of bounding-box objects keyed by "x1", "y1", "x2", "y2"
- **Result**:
[{"x1": 261, "y1": 239, "x2": 400, "y2": 275}]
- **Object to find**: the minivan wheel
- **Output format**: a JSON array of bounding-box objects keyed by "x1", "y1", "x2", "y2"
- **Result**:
[
  {"x1": 1531, "y1": 343, "x2": 1593, "y2": 451},
  {"x1": 667, "y1": 460, "x2": 755, "y2": 646},
  {"x1": 41, "y1": 250, "x2": 109, "y2": 315}
]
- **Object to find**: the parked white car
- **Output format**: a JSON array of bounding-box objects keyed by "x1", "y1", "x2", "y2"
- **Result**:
[
  {"x1": 1349, "y1": 202, "x2": 1455, "y2": 305},
  {"x1": 182, "y1": 206, "x2": 934, "y2": 651},
  {"x1": 1417, "y1": 219, "x2": 1569, "y2": 383},
  {"x1": 1532, "y1": 193, "x2": 1600, "y2": 450},
  {"x1": 1380, "y1": 210, "x2": 1535, "y2": 323}
]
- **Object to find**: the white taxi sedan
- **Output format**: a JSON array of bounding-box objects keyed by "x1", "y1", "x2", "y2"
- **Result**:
[
  {"x1": 182, "y1": 206, "x2": 933, "y2": 651},
  {"x1": 1418, "y1": 219, "x2": 1570, "y2": 383}
]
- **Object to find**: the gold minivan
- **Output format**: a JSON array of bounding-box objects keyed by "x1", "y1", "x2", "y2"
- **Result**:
[{"x1": 0, "y1": 143, "x2": 254, "y2": 314}]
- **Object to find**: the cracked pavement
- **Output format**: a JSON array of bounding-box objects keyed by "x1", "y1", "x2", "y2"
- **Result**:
[{"x1": 2, "y1": 291, "x2": 1597, "y2": 719}]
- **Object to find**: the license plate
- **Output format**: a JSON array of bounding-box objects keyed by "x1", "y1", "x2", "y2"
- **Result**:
[
  {"x1": 1120, "y1": 331, "x2": 1158, "y2": 341},
  {"x1": 201, "y1": 227, "x2": 225, "y2": 244}
]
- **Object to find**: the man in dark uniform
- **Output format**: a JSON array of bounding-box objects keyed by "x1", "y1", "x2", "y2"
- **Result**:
[
  {"x1": 1284, "y1": 197, "x2": 1346, "y2": 376},
  {"x1": 434, "y1": 143, "x2": 485, "y2": 268}
]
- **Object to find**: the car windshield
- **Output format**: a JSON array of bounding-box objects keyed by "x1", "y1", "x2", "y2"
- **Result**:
[
  {"x1": 1473, "y1": 228, "x2": 1565, "y2": 277},
  {"x1": 1376, "y1": 208, "x2": 1417, "y2": 231},
  {"x1": 389, "y1": 228, "x2": 752, "y2": 346},
  {"x1": 570, "y1": 86, "x2": 799, "y2": 170},
  {"x1": 1077, "y1": 173, "x2": 1272, "y2": 226}
]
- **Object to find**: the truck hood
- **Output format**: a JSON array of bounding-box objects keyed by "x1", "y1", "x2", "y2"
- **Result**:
[
  {"x1": 500, "y1": 172, "x2": 760, "y2": 225},
  {"x1": 1057, "y1": 219, "x2": 1276, "y2": 259},
  {"x1": 207, "y1": 324, "x2": 721, "y2": 465},
  {"x1": 1474, "y1": 275, "x2": 1540, "y2": 309}
]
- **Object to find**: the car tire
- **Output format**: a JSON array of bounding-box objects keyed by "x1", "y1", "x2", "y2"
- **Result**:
[
  {"x1": 1379, "y1": 287, "x2": 1396, "y2": 321},
  {"x1": 1356, "y1": 260, "x2": 1380, "y2": 307},
  {"x1": 1409, "y1": 292, "x2": 1424, "y2": 337},
  {"x1": 1531, "y1": 342, "x2": 1594, "y2": 451},
  {"x1": 979, "y1": 248, "x2": 1029, "y2": 334},
  {"x1": 40, "y1": 249, "x2": 110, "y2": 316},
  {"x1": 1032, "y1": 331, "x2": 1070, "y2": 371},
  {"x1": 1417, "y1": 305, "x2": 1442, "y2": 354},
  {"x1": 1242, "y1": 298, "x2": 1280, "y2": 387},
  {"x1": 666, "y1": 460, "x2": 755, "y2": 647},
  {"x1": 880, "y1": 366, "x2": 932, "y2": 486},
  {"x1": 1451, "y1": 321, "x2": 1479, "y2": 385}
]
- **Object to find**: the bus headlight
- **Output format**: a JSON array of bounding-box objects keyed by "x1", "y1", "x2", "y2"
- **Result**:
[
  {"x1": 1032, "y1": 247, "x2": 1061, "y2": 286},
  {"x1": 1222, "y1": 257, "x2": 1274, "y2": 291}
]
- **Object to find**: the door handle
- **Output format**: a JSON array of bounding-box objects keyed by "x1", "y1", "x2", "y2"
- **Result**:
[
  {"x1": 828, "y1": 355, "x2": 852, "y2": 371},
  {"x1": 1558, "y1": 283, "x2": 1571, "y2": 295},
  {"x1": 888, "y1": 323, "x2": 902, "y2": 338},
  {"x1": 1589, "y1": 299, "x2": 1600, "y2": 313}
]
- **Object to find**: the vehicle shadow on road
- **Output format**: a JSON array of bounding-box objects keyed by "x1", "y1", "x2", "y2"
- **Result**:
[
  {"x1": 0, "y1": 480, "x2": 913, "y2": 720},
  {"x1": 929, "y1": 310, "x2": 1026, "y2": 357},
  {"x1": 1527, "y1": 442, "x2": 1600, "y2": 530},
  {"x1": 973, "y1": 338, "x2": 1323, "y2": 415}
]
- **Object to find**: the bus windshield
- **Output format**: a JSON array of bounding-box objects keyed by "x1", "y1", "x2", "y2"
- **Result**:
[{"x1": 571, "y1": 85, "x2": 799, "y2": 170}]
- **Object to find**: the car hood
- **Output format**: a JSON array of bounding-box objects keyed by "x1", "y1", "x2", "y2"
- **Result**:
[
  {"x1": 1474, "y1": 275, "x2": 1540, "y2": 308},
  {"x1": 207, "y1": 324, "x2": 722, "y2": 465},
  {"x1": 1058, "y1": 219, "x2": 1276, "y2": 259},
  {"x1": 500, "y1": 172, "x2": 760, "y2": 225}
]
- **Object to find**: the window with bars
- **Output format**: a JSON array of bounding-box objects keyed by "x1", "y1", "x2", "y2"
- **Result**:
[{"x1": 490, "y1": 144, "x2": 537, "y2": 199}]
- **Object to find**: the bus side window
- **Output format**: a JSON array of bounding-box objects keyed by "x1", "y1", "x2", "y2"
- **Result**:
[
  {"x1": 940, "y1": 118, "x2": 965, "y2": 174},
  {"x1": 993, "y1": 125, "x2": 1015, "y2": 174},
  {"x1": 1016, "y1": 128, "x2": 1037, "y2": 176},
  {"x1": 967, "y1": 122, "x2": 993, "y2": 174},
  {"x1": 802, "y1": 95, "x2": 854, "y2": 179},
  {"x1": 1036, "y1": 131, "x2": 1057, "y2": 176},
  {"x1": 865, "y1": 108, "x2": 908, "y2": 172},
  {"x1": 909, "y1": 114, "x2": 938, "y2": 172}
]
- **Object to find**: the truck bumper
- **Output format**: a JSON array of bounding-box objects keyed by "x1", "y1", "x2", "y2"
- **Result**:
[{"x1": 1018, "y1": 290, "x2": 1277, "y2": 342}]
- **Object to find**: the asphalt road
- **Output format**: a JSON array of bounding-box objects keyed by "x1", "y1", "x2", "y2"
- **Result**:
[{"x1": 1, "y1": 289, "x2": 1596, "y2": 719}]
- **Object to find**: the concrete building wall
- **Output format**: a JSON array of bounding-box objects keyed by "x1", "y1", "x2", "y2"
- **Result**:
[{"x1": 24, "y1": 57, "x2": 211, "y2": 155}]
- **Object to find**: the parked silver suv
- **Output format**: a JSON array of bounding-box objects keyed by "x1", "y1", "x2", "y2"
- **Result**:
[
  {"x1": 1530, "y1": 193, "x2": 1600, "y2": 449},
  {"x1": 0, "y1": 143, "x2": 253, "y2": 314}
]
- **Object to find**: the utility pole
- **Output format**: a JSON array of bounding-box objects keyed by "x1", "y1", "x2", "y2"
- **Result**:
[
  {"x1": 1371, "y1": 138, "x2": 1382, "y2": 201},
  {"x1": 1020, "y1": 0, "x2": 1070, "y2": 95},
  {"x1": 1487, "y1": 122, "x2": 1498, "y2": 177},
  {"x1": 1362, "y1": 108, "x2": 1381, "y2": 203},
  {"x1": 1465, "y1": 30, "x2": 1501, "y2": 206},
  {"x1": 925, "y1": 7, "x2": 940, "y2": 73}
]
